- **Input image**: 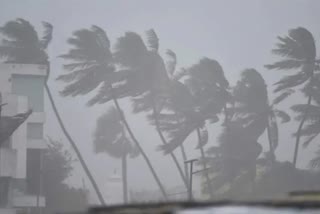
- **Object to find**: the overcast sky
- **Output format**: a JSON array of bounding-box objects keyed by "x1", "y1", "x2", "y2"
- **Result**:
[{"x1": 1, "y1": 0, "x2": 320, "y2": 203}]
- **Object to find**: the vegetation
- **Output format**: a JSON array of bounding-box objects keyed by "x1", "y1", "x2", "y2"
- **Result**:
[
  {"x1": 43, "y1": 138, "x2": 88, "y2": 214},
  {"x1": 1, "y1": 18, "x2": 320, "y2": 203}
]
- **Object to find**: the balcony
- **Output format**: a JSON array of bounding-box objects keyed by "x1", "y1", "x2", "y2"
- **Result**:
[{"x1": 0, "y1": 148, "x2": 17, "y2": 177}]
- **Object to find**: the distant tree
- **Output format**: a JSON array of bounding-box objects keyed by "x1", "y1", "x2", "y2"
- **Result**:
[
  {"x1": 43, "y1": 138, "x2": 88, "y2": 214},
  {"x1": 266, "y1": 27, "x2": 319, "y2": 167},
  {"x1": 93, "y1": 107, "x2": 139, "y2": 203},
  {"x1": 58, "y1": 26, "x2": 168, "y2": 199},
  {"x1": 0, "y1": 19, "x2": 105, "y2": 204}
]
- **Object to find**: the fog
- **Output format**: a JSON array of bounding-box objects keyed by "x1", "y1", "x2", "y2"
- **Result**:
[{"x1": 1, "y1": 0, "x2": 320, "y2": 211}]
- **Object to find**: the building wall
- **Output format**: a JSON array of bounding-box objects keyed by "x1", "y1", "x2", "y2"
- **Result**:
[{"x1": 0, "y1": 63, "x2": 47, "y2": 211}]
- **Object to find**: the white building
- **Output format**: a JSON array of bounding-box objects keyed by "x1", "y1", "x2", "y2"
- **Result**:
[
  {"x1": 103, "y1": 169, "x2": 123, "y2": 205},
  {"x1": 0, "y1": 63, "x2": 47, "y2": 214}
]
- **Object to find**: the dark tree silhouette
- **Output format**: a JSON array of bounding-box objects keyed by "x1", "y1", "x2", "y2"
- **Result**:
[
  {"x1": 266, "y1": 27, "x2": 319, "y2": 167},
  {"x1": 0, "y1": 19, "x2": 105, "y2": 204},
  {"x1": 93, "y1": 107, "x2": 139, "y2": 203},
  {"x1": 43, "y1": 138, "x2": 88, "y2": 214},
  {"x1": 205, "y1": 69, "x2": 270, "y2": 197}
]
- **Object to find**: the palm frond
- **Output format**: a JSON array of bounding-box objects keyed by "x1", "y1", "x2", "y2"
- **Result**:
[
  {"x1": 187, "y1": 57, "x2": 229, "y2": 89},
  {"x1": 158, "y1": 119, "x2": 201, "y2": 154},
  {"x1": 273, "y1": 72, "x2": 308, "y2": 93},
  {"x1": 114, "y1": 31, "x2": 148, "y2": 68},
  {"x1": 58, "y1": 66, "x2": 108, "y2": 97},
  {"x1": 0, "y1": 19, "x2": 47, "y2": 64},
  {"x1": 291, "y1": 104, "x2": 320, "y2": 121},
  {"x1": 265, "y1": 59, "x2": 303, "y2": 70},
  {"x1": 165, "y1": 49, "x2": 176, "y2": 77},
  {"x1": 58, "y1": 26, "x2": 116, "y2": 98},
  {"x1": 270, "y1": 27, "x2": 315, "y2": 61},
  {"x1": 146, "y1": 29, "x2": 159, "y2": 52},
  {"x1": 0, "y1": 18, "x2": 39, "y2": 44},
  {"x1": 40, "y1": 21, "x2": 53, "y2": 49},
  {"x1": 274, "y1": 109, "x2": 291, "y2": 123},
  {"x1": 91, "y1": 25, "x2": 110, "y2": 51},
  {"x1": 302, "y1": 133, "x2": 319, "y2": 148},
  {"x1": 297, "y1": 121, "x2": 320, "y2": 137},
  {"x1": 272, "y1": 89, "x2": 295, "y2": 105}
]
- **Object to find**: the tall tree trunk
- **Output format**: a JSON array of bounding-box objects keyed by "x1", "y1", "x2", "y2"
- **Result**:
[
  {"x1": 180, "y1": 145, "x2": 189, "y2": 182},
  {"x1": 45, "y1": 84, "x2": 106, "y2": 205},
  {"x1": 151, "y1": 100, "x2": 189, "y2": 190},
  {"x1": 293, "y1": 94, "x2": 312, "y2": 167},
  {"x1": 196, "y1": 128, "x2": 214, "y2": 199},
  {"x1": 266, "y1": 118, "x2": 275, "y2": 165},
  {"x1": 111, "y1": 94, "x2": 168, "y2": 200},
  {"x1": 122, "y1": 154, "x2": 128, "y2": 204}
]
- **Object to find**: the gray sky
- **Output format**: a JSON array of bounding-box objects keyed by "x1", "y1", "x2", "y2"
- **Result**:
[{"x1": 1, "y1": 0, "x2": 320, "y2": 203}]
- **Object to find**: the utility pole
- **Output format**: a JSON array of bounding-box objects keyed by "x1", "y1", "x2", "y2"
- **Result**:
[{"x1": 184, "y1": 158, "x2": 198, "y2": 201}]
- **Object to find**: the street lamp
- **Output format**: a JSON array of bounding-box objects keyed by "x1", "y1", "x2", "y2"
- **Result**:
[{"x1": 184, "y1": 158, "x2": 198, "y2": 201}]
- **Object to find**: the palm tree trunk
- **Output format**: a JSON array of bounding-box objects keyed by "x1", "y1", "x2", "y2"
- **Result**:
[
  {"x1": 266, "y1": 118, "x2": 275, "y2": 165},
  {"x1": 111, "y1": 94, "x2": 168, "y2": 200},
  {"x1": 122, "y1": 154, "x2": 128, "y2": 203},
  {"x1": 45, "y1": 83, "x2": 105, "y2": 205},
  {"x1": 151, "y1": 100, "x2": 189, "y2": 190},
  {"x1": 180, "y1": 145, "x2": 189, "y2": 182},
  {"x1": 293, "y1": 94, "x2": 312, "y2": 167},
  {"x1": 196, "y1": 128, "x2": 214, "y2": 199}
]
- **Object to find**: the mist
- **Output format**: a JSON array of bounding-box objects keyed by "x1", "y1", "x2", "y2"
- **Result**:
[{"x1": 1, "y1": 0, "x2": 320, "y2": 213}]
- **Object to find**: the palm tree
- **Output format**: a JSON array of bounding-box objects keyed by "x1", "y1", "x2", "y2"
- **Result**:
[
  {"x1": 265, "y1": 27, "x2": 319, "y2": 167},
  {"x1": 158, "y1": 58, "x2": 229, "y2": 154},
  {"x1": 233, "y1": 69, "x2": 290, "y2": 164},
  {"x1": 112, "y1": 30, "x2": 189, "y2": 191},
  {"x1": 94, "y1": 107, "x2": 139, "y2": 203},
  {"x1": 57, "y1": 26, "x2": 168, "y2": 199},
  {"x1": 0, "y1": 19, "x2": 106, "y2": 204},
  {"x1": 206, "y1": 69, "x2": 276, "y2": 197},
  {"x1": 155, "y1": 58, "x2": 230, "y2": 198},
  {"x1": 291, "y1": 74, "x2": 320, "y2": 168}
]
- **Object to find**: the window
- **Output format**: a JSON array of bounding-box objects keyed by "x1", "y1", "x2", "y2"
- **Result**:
[
  {"x1": 11, "y1": 74, "x2": 45, "y2": 112},
  {"x1": 27, "y1": 123, "x2": 43, "y2": 140}
]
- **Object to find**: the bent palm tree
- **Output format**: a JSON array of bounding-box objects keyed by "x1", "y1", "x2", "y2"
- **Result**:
[
  {"x1": 94, "y1": 107, "x2": 139, "y2": 203},
  {"x1": 112, "y1": 30, "x2": 188, "y2": 191},
  {"x1": 266, "y1": 27, "x2": 319, "y2": 167},
  {"x1": 57, "y1": 26, "x2": 168, "y2": 199},
  {"x1": 233, "y1": 69, "x2": 290, "y2": 164},
  {"x1": 207, "y1": 69, "x2": 273, "y2": 197},
  {"x1": 291, "y1": 74, "x2": 320, "y2": 168},
  {"x1": 155, "y1": 58, "x2": 230, "y2": 198},
  {"x1": 0, "y1": 19, "x2": 105, "y2": 204}
]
